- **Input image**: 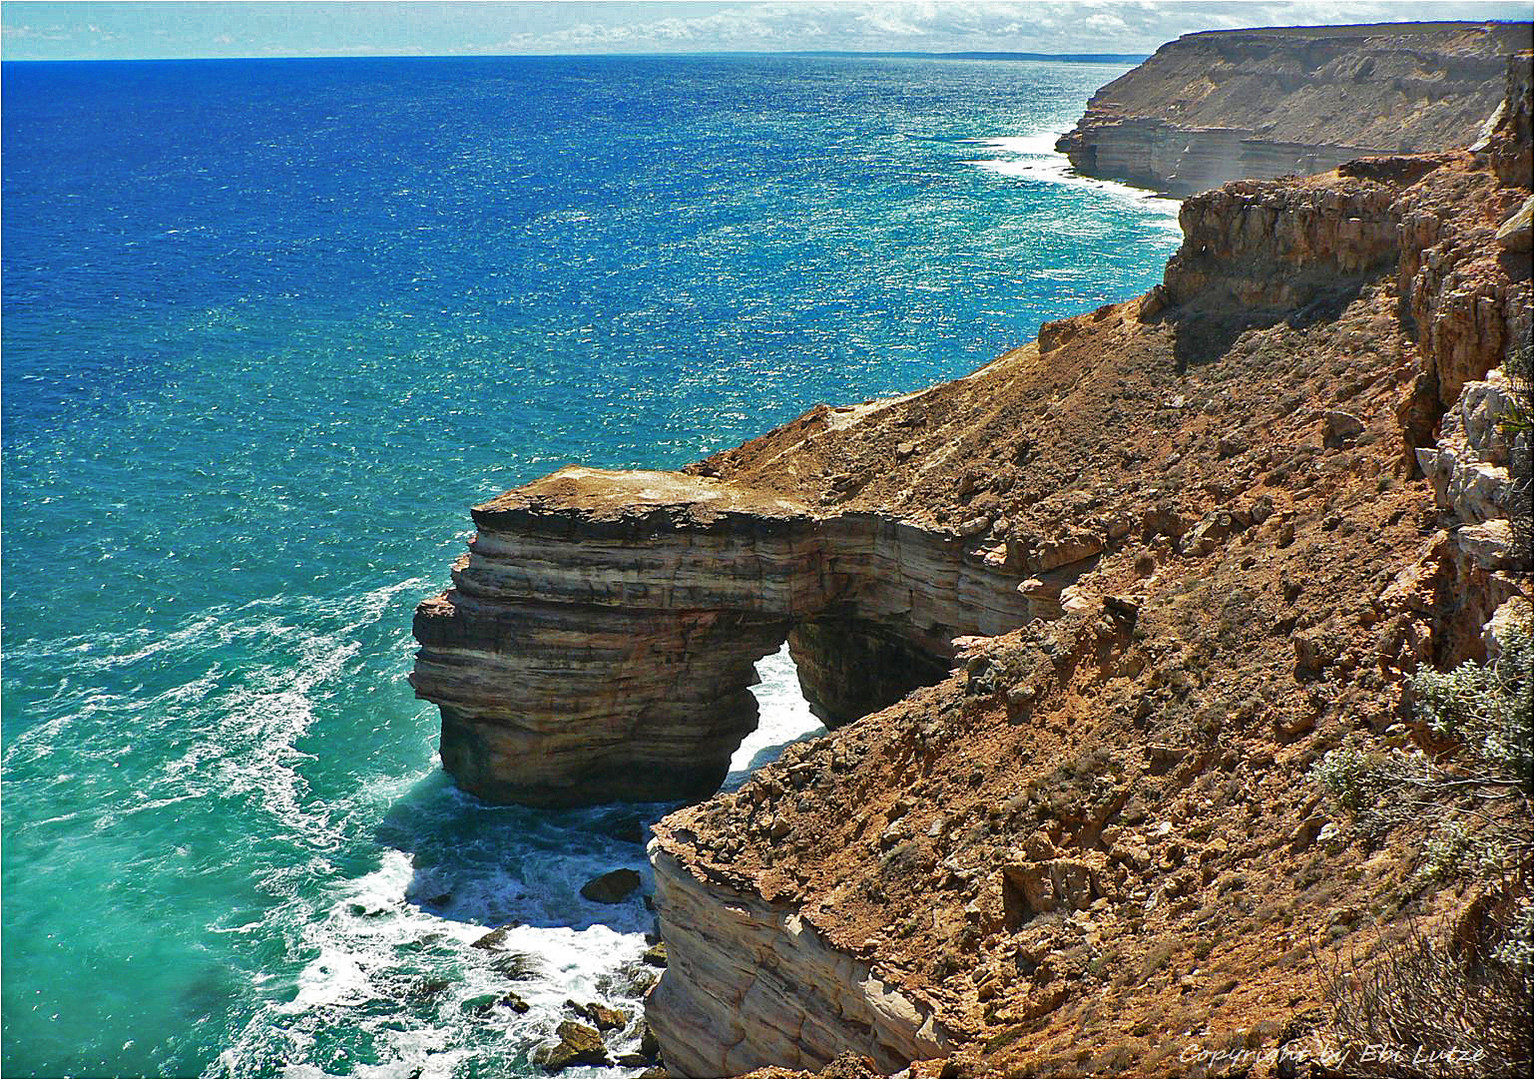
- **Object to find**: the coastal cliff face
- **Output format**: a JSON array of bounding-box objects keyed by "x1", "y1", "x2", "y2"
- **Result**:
[
  {"x1": 414, "y1": 50, "x2": 1532, "y2": 1079},
  {"x1": 641, "y1": 59, "x2": 1531, "y2": 1077},
  {"x1": 646, "y1": 848, "x2": 952, "y2": 1077},
  {"x1": 1056, "y1": 22, "x2": 1531, "y2": 196}
]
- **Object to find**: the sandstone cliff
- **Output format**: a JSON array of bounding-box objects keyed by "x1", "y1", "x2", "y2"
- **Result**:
[
  {"x1": 414, "y1": 50, "x2": 1533, "y2": 1080},
  {"x1": 409, "y1": 469, "x2": 1045, "y2": 806},
  {"x1": 1056, "y1": 22, "x2": 1531, "y2": 196}
]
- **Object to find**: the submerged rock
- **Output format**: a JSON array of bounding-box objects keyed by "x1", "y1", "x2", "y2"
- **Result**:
[
  {"x1": 469, "y1": 923, "x2": 523, "y2": 950},
  {"x1": 580, "y1": 868, "x2": 642, "y2": 904},
  {"x1": 487, "y1": 952, "x2": 541, "y2": 981},
  {"x1": 598, "y1": 815, "x2": 648, "y2": 845}
]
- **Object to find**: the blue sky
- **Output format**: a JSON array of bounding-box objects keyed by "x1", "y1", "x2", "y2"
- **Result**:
[{"x1": 1, "y1": 1, "x2": 1530, "y2": 60}]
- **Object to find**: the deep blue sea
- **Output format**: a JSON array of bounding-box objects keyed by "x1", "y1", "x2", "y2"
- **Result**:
[{"x1": 2, "y1": 54, "x2": 1178, "y2": 1077}]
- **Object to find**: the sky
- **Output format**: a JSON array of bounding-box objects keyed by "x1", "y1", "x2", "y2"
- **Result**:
[{"x1": 1, "y1": 1, "x2": 1530, "y2": 61}]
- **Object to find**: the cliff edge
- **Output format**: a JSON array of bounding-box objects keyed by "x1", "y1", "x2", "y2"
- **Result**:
[
  {"x1": 1056, "y1": 21, "x2": 1531, "y2": 196},
  {"x1": 412, "y1": 48, "x2": 1533, "y2": 1080}
]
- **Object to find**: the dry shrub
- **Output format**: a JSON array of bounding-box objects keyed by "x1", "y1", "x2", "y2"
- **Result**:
[{"x1": 1316, "y1": 885, "x2": 1533, "y2": 1077}]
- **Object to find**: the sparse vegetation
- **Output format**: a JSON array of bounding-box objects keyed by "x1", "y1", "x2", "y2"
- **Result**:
[
  {"x1": 1317, "y1": 898, "x2": 1533, "y2": 1077},
  {"x1": 1414, "y1": 619, "x2": 1533, "y2": 785},
  {"x1": 1498, "y1": 340, "x2": 1533, "y2": 440},
  {"x1": 1310, "y1": 610, "x2": 1533, "y2": 1075},
  {"x1": 1312, "y1": 608, "x2": 1533, "y2": 873}
]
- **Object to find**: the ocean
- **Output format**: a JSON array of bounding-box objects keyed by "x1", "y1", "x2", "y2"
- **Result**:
[{"x1": 1, "y1": 54, "x2": 1178, "y2": 1077}]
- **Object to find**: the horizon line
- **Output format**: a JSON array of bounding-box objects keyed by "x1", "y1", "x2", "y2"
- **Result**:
[{"x1": 0, "y1": 47, "x2": 1156, "y2": 64}]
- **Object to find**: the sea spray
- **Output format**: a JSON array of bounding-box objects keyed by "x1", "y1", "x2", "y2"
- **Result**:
[{"x1": 211, "y1": 646, "x2": 821, "y2": 1078}]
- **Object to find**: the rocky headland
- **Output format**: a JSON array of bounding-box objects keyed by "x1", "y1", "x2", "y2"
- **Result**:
[
  {"x1": 413, "y1": 44, "x2": 1534, "y2": 1080},
  {"x1": 1056, "y1": 22, "x2": 1531, "y2": 196}
]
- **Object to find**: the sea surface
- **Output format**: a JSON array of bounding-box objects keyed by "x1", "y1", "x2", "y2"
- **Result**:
[{"x1": 1, "y1": 54, "x2": 1179, "y2": 1078}]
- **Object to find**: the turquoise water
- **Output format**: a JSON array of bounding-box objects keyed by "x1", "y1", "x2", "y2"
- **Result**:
[{"x1": 1, "y1": 54, "x2": 1178, "y2": 1077}]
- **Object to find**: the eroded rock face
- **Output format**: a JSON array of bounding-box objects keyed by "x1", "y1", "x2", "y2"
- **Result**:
[
  {"x1": 646, "y1": 846, "x2": 951, "y2": 1077},
  {"x1": 1400, "y1": 52, "x2": 1536, "y2": 408},
  {"x1": 633, "y1": 64, "x2": 1531, "y2": 1080},
  {"x1": 1164, "y1": 176, "x2": 1402, "y2": 311},
  {"x1": 1151, "y1": 51, "x2": 1532, "y2": 406},
  {"x1": 410, "y1": 468, "x2": 1041, "y2": 806},
  {"x1": 1486, "y1": 51, "x2": 1535, "y2": 186},
  {"x1": 1418, "y1": 368, "x2": 1520, "y2": 525},
  {"x1": 1056, "y1": 22, "x2": 1530, "y2": 196}
]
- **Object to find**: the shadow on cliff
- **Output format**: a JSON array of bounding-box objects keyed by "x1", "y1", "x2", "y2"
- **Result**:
[
  {"x1": 1166, "y1": 279, "x2": 1365, "y2": 369},
  {"x1": 372, "y1": 770, "x2": 667, "y2": 934}
]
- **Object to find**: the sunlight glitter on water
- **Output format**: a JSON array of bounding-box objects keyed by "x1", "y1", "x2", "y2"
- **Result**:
[{"x1": 2, "y1": 54, "x2": 1179, "y2": 1077}]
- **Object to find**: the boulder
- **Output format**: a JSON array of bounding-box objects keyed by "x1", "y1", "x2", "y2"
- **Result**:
[
  {"x1": 1322, "y1": 410, "x2": 1365, "y2": 449},
  {"x1": 535, "y1": 1021, "x2": 612, "y2": 1071},
  {"x1": 1032, "y1": 532, "x2": 1105, "y2": 572},
  {"x1": 637, "y1": 1020, "x2": 662, "y2": 1062},
  {"x1": 1455, "y1": 519, "x2": 1521, "y2": 570},
  {"x1": 567, "y1": 999, "x2": 629, "y2": 1031},
  {"x1": 580, "y1": 868, "x2": 642, "y2": 904},
  {"x1": 1496, "y1": 194, "x2": 1533, "y2": 251}
]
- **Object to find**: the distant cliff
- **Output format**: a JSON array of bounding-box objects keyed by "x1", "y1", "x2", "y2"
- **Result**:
[{"x1": 1056, "y1": 21, "x2": 1531, "y2": 196}]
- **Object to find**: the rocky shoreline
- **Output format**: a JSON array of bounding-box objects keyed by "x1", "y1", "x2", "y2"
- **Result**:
[{"x1": 413, "y1": 42, "x2": 1533, "y2": 1080}]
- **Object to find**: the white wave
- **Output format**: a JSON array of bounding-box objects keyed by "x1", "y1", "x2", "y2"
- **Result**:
[
  {"x1": 970, "y1": 132, "x2": 1065, "y2": 157},
  {"x1": 6, "y1": 575, "x2": 436, "y2": 856},
  {"x1": 728, "y1": 643, "x2": 825, "y2": 785},
  {"x1": 17, "y1": 585, "x2": 821, "y2": 1077},
  {"x1": 212, "y1": 641, "x2": 825, "y2": 1078},
  {"x1": 963, "y1": 130, "x2": 1183, "y2": 225},
  {"x1": 217, "y1": 833, "x2": 659, "y2": 1077}
]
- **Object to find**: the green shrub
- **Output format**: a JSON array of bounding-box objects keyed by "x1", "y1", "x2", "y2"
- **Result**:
[
  {"x1": 1416, "y1": 822, "x2": 1502, "y2": 887},
  {"x1": 1411, "y1": 613, "x2": 1533, "y2": 786},
  {"x1": 1310, "y1": 609, "x2": 1533, "y2": 876},
  {"x1": 1309, "y1": 609, "x2": 1533, "y2": 1075}
]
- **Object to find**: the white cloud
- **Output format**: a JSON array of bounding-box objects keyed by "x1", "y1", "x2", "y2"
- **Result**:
[
  {"x1": 3, "y1": 1, "x2": 1528, "y2": 61},
  {"x1": 479, "y1": 1, "x2": 1531, "y2": 56},
  {"x1": 1085, "y1": 13, "x2": 1131, "y2": 34}
]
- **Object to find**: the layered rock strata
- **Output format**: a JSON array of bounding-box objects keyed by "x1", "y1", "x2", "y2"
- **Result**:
[
  {"x1": 410, "y1": 468, "x2": 1041, "y2": 806},
  {"x1": 646, "y1": 848, "x2": 952, "y2": 1077},
  {"x1": 1056, "y1": 22, "x2": 1531, "y2": 196},
  {"x1": 638, "y1": 68, "x2": 1532, "y2": 1079}
]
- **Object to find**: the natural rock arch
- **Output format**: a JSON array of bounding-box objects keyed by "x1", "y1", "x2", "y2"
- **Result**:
[{"x1": 410, "y1": 467, "x2": 1050, "y2": 806}]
